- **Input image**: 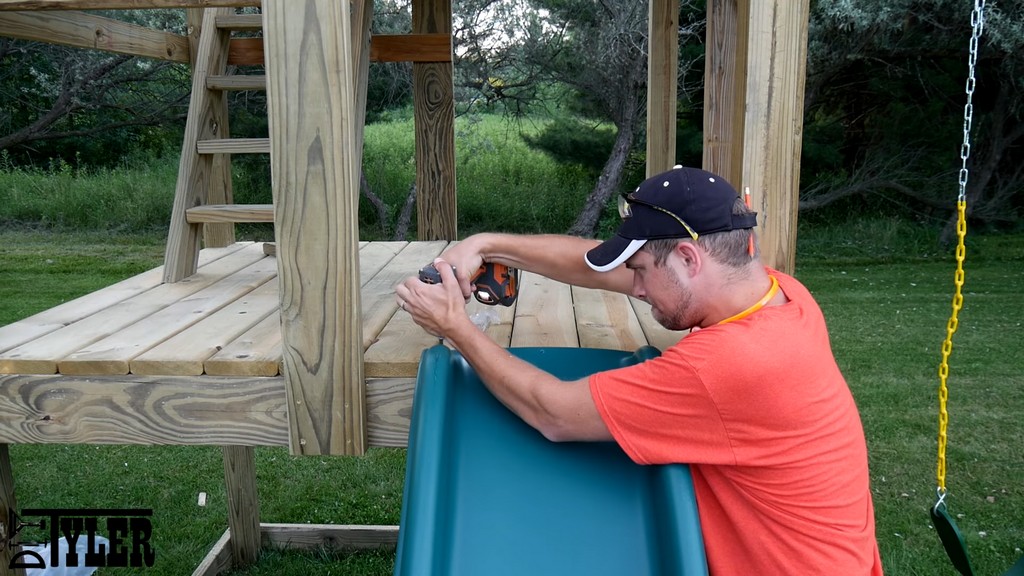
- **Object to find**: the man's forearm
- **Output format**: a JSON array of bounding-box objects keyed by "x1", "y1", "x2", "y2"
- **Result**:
[{"x1": 466, "y1": 233, "x2": 632, "y2": 293}]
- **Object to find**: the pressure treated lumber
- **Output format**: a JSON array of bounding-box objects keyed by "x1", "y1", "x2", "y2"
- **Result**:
[
  {"x1": 509, "y1": 271, "x2": 578, "y2": 348},
  {"x1": 646, "y1": 0, "x2": 679, "y2": 176},
  {"x1": 263, "y1": 0, "x2": 365, "y2": 456},
  {"x1": 225, "y1": 34, "x2": 453, "y2": 67},
  {"x1": 571, "y1": 286, "x2": 649, "y2": 351},
  {"x1": 0, "y1": 10, "x2": 190, "y2": 61},
  {"x1": 703, "y1": 0, "x2": 810, "y2": 274},
  {"x1": 222, "y1": 446, "x2": 260, "y2": 568},
  {"x1": 0, "y1": 1, "x2": 259, "y2": 9},
  {"x1": 206, "y1": 74, "x2": 266, "y2": 91},
  {"x1": 0, "y1": 374, "x2": 416, "y2": 448},
  {"x1": 186, "y1": 204, "x2": 274, "y2": 223},
  {"x1": 412, "y1": 0, "x2": 457, "y2": 240},
  {"x1": 0, "y1": 244, "x2": 245, "y2": 355},
  {"x1": 163, "y1": 7, "x2": 233, "y2": 282},
  {"x1": 196, "y1": 138, "x2": 270, "y2": 154}
]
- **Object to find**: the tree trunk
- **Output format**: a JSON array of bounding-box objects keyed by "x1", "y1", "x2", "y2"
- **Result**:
[{"x1": 568, "y1": 120, "x2": 637, "y2": 237}]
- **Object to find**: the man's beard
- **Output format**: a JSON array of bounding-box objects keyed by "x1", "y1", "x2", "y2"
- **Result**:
[{"x1": 651, "y1": 274, "x2": 695, "y2": 331}]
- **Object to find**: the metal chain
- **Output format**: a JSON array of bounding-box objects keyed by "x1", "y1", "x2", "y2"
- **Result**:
[{"x1": 937, "y1": 0, "x2": 985, "y2": 497}]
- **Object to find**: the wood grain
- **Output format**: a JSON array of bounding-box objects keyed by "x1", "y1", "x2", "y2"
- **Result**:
[{"x1": 263, "y1": 0, "x2": 365, "y2": 456}]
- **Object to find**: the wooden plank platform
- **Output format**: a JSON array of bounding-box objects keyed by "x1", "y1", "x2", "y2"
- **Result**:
[{"x1": 0, "y1": 241, "x2": 682, "y2": 379}]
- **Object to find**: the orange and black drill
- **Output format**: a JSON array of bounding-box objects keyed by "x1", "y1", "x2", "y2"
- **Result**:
[{"x1": 418, "y1": 262, "x2": 520, "y2": 306}]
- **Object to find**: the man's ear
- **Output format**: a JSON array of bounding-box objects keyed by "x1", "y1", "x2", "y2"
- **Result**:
[{"x1": 673, "y1": 241, "x2": 702, "y2": 276}]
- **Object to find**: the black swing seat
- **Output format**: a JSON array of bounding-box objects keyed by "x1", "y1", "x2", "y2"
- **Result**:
[{"x1": 932, "y1": 503, "x2": 1024, "y2": 576}]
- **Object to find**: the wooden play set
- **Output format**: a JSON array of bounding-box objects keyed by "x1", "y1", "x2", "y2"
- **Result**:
[{"x1": 0, "y1": 0, "x2": 809, "y2": 573}]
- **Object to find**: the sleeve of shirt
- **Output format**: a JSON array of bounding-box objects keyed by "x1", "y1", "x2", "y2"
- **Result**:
[{"x1": 588, "y1": 344, "x2": 737, "y2": 466}]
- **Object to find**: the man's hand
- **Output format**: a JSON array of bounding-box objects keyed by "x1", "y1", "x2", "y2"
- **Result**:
[
  {"x1": 436, "y1": 237, "x2": 488, "y2": 300},
  {"x1": 396, "y1": 260, "x2": 472, "y2": 339}
]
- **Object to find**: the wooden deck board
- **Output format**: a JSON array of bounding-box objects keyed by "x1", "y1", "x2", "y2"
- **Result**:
[
  {"x1": 0, "y1": 243, "x2": 248, "y2": 355},
  {"x1": 59, "y1": 255, "x2": 279, "y2": 375},
  {"x1": 571, "y1": 286, "x2": 649, "y2": 351},
  {"x1": 0, "y1": 241, "x2": 687, "y2": 379},
  {"x1": 204, "y1": 311, "x2": 282, "y2": 377},
  {"x1": 130, "y1": 278, "x2": 280, "y2": 376},
  {"x1": 0, "y1": 245, "x2": 267, "y2": 374},
  {"x1": 510, "y1": 271, "x2": 578, "y2": 347}
]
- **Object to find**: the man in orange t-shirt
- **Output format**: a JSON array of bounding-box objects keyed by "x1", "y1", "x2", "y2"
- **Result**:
[{"x1": 397, "y1": 165, "x2": 883, "y2": 575}]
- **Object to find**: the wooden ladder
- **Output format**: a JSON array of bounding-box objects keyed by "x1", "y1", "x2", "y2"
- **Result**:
[{"x1": 163, "y1": 8, "x2": 273, "y2": 283}]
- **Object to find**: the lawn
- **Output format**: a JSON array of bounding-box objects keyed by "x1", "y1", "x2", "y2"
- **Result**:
[{"x1": 1, "y1": 224, "x2": 1021, "y2": 575}]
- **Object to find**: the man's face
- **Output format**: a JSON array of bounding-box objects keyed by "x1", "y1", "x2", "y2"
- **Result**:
[{"x1": 625, "y1": 248, "x2": 696, "y2": 331}]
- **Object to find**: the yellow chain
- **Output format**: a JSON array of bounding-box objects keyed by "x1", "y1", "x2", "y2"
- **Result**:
[{"x1": 936, "y1": 200, "x2": 967, "y2": 494}]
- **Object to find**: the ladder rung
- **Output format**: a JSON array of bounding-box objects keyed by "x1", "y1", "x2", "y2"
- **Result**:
[
  {"x1": 186, "y1": 204, "x2": 274, "y2": 224},
  {"x1": 207, "y1": 75, "x2": 267, "y2": 91},
  {"x1": 215, "y1": 14, "x2": 263, "y2": 31},
  {"x1": 197, "y1": 138, "x2": 269, "y2": 154}
]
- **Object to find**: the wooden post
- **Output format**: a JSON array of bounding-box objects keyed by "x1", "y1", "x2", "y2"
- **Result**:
[
  {"x1": 263, "y1": 0, "x2": 367, "y2": 456},
  {"x1": 703, "y1": 0, "x2": 810, "y2": 274},
  {"x1": 702, "y1": 0, "x2": 748, "y2": 189},
  {"x1": 412, "y1": 0, "x2": 457, "y2": 240},
  {"x1": 646, "y1": 0, "x2": 679, "y2": 177},
  {"x1": 0, "y1": 445, "x2": 25, "y2": 576},
  {"x1": 739, "y1": 0, "x2": 810, "y2": 274},
  {"x1": 222, "y1": 446, "x2": 260, "y2": 567}
]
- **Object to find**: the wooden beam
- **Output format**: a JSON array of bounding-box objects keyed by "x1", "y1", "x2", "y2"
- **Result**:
[
  {"x1": 413, "y1": 0, "x2": 457, "y2": 240},
  {"x1": 226, "y1": 34, "x2": 453, "y2": 67},
  {"x1": 192, "y1": 529, "x2": 234, "y2": 576},
  {"x1": 260, "y1": 523, "x2": 399, "y2": 550},
  {"x1": 372, "y1": 33, "x2": 451, "y2": 62},
  {"x1": 0, "y1": 1, "x2": 259, "y2": 9},
  {"x1": 263, "y1": 1, "x2": 366, "y2": 455},
  {"x1": 646, "y1": 0, "x2": 679, "y2": 177},
  {"x1": 186, "y1": 204, "x2": 274, "y2": 223},
  {"x1": 703, "y1": 0, "x2": 810, "y2": 274},
  {"x1": 0, "y1": 10, "x2": 190, "y2": 62},
  {"x1": 0, "y1": 375, "x2": 414, "y2": 448},
  {"x1": 739, "y1": 0, "x2": 810, "y2": 274},
  {"x1": 702, "y1": 0, "x2": 747, "y2": 189}
]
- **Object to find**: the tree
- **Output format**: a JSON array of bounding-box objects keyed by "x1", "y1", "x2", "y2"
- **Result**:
[
  {"x1": 800, "y1": 0, "x2": 1024, "y2": 239},
  {"x1": 0, "y1": 11, "x2": 190, "y2": 166}
]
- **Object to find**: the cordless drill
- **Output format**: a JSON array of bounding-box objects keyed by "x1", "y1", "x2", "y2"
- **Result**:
[{"x1": 418, "y1": 261, "x2": 520, "y2": 306}]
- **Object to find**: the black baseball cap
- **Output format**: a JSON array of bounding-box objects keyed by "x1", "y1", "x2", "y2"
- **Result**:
[{"x1": 585, "y1": 165, "x2": 757, "y2": 272}]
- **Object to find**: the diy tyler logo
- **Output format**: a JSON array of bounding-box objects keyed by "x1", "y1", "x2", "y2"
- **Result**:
[{"x1": 4, "y1": 508, "x2": 155, "y2": 570}]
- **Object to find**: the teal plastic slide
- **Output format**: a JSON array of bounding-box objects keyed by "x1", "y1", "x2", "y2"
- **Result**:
[{"x1": 395, "y1": 346, "x2": 708, "y2": 576}]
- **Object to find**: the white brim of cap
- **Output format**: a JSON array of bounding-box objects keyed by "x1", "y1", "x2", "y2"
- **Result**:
[{"x1": 584, "y1": 238, "x2": 648, "y2": 272}]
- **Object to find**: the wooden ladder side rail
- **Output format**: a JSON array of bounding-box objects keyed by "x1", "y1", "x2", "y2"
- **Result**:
[{"x1": 163, "y1": 7, "x2": 234, "y2": 283}]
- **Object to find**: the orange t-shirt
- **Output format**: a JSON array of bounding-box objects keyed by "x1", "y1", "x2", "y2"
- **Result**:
[{"x1": 590, "y1": 270, "x2": 883, "y2": 575}]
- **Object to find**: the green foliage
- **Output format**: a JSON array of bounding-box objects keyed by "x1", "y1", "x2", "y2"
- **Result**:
[
  {"x1": 361, "y1": 114, "x2": 594, "y2": 238},
  {"x1": 521, "y1": 116, "x2": 616, "y2": 176},
  {"x1": 0, "y1": 154, "x2": 177, "y2": 232}
]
